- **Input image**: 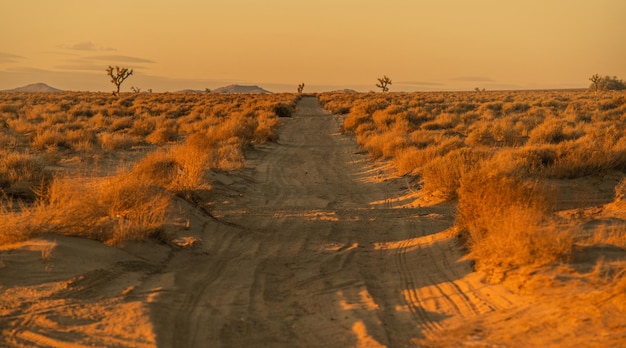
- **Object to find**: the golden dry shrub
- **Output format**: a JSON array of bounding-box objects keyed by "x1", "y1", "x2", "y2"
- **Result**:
[
  {"x1": 253, "y1": 110, "x2": 280, "y2": 143},
  {"x1": 526, "y1": 117, "x2": 581, "y2": 145},
  {"x1": 394, "y1": 146, "x2": 426, "y2": 175},
  {"x1": 457, "y1": 168, "x2": 572, "y2": 273},
  {"x1": 31, "y1": 127, "x2": 71, "y2": 150},
  {"x1": 362, "y1": 131, "x2": 408, "y2": 159},
  {"x1": 168, "y1": 143, "x2": 212, "y2": 193},
  {"x1": 465, "y1": 123, "x2": 497, "y2": 147},
  {"x1": 343, "y1": 112, "x2": 372, "y2": 134},
  {"x1": 25, "y1": 170, "x2": 172, "y2": 245},
  {"x1": 213, "y1": 137, "x2": 245, "y2": 171},
  {"x1": 0, "y1": 151, "x2": 50, "y2": 200},
  {"x1": 420, "y1": 112, "x2": 459, "y2": 130},
  {"x1": 109, "y1": 116, "x2": 134, "y2": 131},
  {"x1": 146, "y1": 127, "x2": 178, "y2": 145},
  {"x1": 421, "y1": 148, "x2": 491, "y2": 199},
  {"x1": 96, "y1": 173, "x2": 170, "y2": 244},
  {"x1": 129, "y1": 116, "x2": 156, "y2": 137},
  {"x1": 130, "y1": 150, "x2": 181, "y2": 188},
  {"x1": 99, "y1": 132, "x2": 139, "y2": 151}
]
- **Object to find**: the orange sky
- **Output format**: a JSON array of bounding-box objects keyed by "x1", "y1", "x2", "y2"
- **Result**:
[{"x1": 2, "y1": 0, "x2": 625, "y2": 92}]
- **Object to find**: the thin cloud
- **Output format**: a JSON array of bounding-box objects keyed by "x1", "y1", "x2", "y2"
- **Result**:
[
  {"x1": 0, "y1": 52, "x2": 25, "y2": 64},
  {"x1": 451, "y1": 76, "x2": 495, "y2": 82},
  {"x1": 55, "y1": 63, "x2": 112, "y2": 72},
  {"x1": 396, "y1": 80, "x2": 444, "y2": 86},
  {"x1": 5, "y1": 66, "x2": 51, "y2": 73},
  {"x1": 60, "y1": 42, "x2": 116, "y2": 51},
  {"x1": 89, "y1": 55, "x2": 155, "y2": 64},
  {"x1": 56, "y1": 62, "x2": 150, "y2": 71}
]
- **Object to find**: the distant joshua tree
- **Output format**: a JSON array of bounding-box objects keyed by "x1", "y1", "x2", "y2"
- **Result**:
[
  {"x1": 589, "y1": 74, "x2": 602, "y2": 93},
  {"x1": 205, "y1": 88, "x2": 211, "y2": 94},
  {"x1": 376, "y1": 75, "x2": 392, "y2": 93},
  {"x1": 106, "y1": 66, "x2": 133, "y2": 95},
  {"x1": 130, "y1": 86, "x2": 141, "y2": 93},
  {"x1": 297, "y1": 83, "x2": 305, "y2": 94},
  {"x1": 589, "y1": 73, "x2": 625, "y2": 93}
]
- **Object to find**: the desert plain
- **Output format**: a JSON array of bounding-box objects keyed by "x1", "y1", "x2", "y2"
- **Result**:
[{"x1": 0, "y1": 91, "x2": 625, "y2": 347}]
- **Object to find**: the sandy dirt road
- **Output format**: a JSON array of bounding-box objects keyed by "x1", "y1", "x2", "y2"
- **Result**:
[{"x1": 145, "y1": 96, "x2": 516, "y2": 347}]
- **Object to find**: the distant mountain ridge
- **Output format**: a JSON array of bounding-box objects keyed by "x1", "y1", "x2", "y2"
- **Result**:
[
  {"x1": 2, "y1": 83, "x2": 64, "y2": 93},
  {"x1": 211, "y1": 85, "x2": 271, "y2": 94}
]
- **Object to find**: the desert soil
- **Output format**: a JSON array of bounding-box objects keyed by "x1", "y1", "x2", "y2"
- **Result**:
[{"x1": 1, "y1": 96, "x2": 624, "y2": 347}]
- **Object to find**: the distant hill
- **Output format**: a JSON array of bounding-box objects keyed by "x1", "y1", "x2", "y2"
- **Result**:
[
  {"x1": 2, "y1": 83, "x2": 64, "y2": 93},
  {"x1": 211, "y1": 85, "x2": 271, "y2": 94}
]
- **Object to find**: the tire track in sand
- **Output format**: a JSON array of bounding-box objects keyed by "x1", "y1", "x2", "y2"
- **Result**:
[{"x1": 147, "y1": 96, "x2": 517, "y2": 347}]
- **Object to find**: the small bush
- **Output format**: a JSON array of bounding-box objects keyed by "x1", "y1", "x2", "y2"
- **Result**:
[
  {"x1": 273, "y1": 103, "x2": 294, "y2": 118},
  {"x1": 0, "y1": 151, "x2": 50, "y2": 200},
  {"x1": 421, "y1": 148, "x2": 491, "y2": 199},
  {"x1": 146, "y1": 127, "x2": 178, "y2": 144},
  {"x1": 100, "y1": 132, "x2": 138, "y2": 151},
  {"x1": 457, "y1": 168, "x2": 572, "y2": 273}
]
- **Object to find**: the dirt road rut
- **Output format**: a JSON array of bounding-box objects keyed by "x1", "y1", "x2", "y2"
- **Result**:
[{"x1": 149, "y1": 97, "x2": 512, "y2": 347}]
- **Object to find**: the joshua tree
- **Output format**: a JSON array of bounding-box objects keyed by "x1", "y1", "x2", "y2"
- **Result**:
[
  {"x1": 205, "y1": 88, "x2": 211, "y2": 94},
  {"x1": 130, "y1": 86, "x2": 141, "y2": 93},
  {"x1": 376, "y1": 75, "x2": 392, "y2": 92},
  {"x1": 106, "y1": 66, "x2": 133, "y2": 95},
  {"x1": 297, "y1": 83, "x2": 305, "y2": 94},
  {"x1": 589, "y1": 73, "x2": 602, "y2": 93}
]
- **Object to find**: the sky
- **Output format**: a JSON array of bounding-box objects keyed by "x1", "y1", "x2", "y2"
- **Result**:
[{"x1": 1, "y1": 0, "x2": 625, "y2": 92}]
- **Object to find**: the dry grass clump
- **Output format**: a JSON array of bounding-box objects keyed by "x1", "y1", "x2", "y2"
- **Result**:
[
  {"x1": 0, "y1": 151, "x2": 50, "y2": 200},
  {"x1": 0, "y1": 91, "x2": 299, "y2": 247},
  {"x1": 421, "y1": 148, "x2": 492, "y2": 199},
  {"x1": 146, "y1": 127, "x2": 178, "y2": 144},
  {"x1": 457, "y1": 168, "x2": 572, "y2": 272},
  {"x1": 99, "y1": 132, "x2": 140, "y2": 151},
  {"x1": 319, "y1": 90, "x2": 626, "y2": 276},
  {"x1": 0, "y1": 170, "x2": 171, "y2": 246}
]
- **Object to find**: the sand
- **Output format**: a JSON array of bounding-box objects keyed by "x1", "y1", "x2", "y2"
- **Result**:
[{"x1": 1, "y1": 97, "x2": 624, "y2": 347}]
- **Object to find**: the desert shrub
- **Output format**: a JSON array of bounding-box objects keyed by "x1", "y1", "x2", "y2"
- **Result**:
[
  {"x1": 273, "y1": 103, "x2": 294, "y2": 118},
  {"x1": 65, "y1": 129, "x2": 99, "y2": 151},
  {"x1": 130, "y1": 151, "x2": 181, "y2": 188},
  {"x1": 457, "y1": 168, "x2": 572, "y2": 273},
  {"x1": 168, "y1": 140, "x2": 213, "y2": 194},
  {"x1": 0, "y1": 104, "x2": 19, "y2": 115},
  {"x1": 421, "y1": 148, "x2": 491, "y2": 199},
  {"x1": 146, "y1": 127, "x2": 178, "y2": 145},
  {"x1": 465, "y1": 124, "x2": 496, "y2": 147},
  {"x1": 351, "y1": 98, "x2": 390, "y2": 116},
  {"x1": 110, "y1": 116, "x2": 134, "y2": 131},
  {"x1": 343, "y1": 112, "x2": 372, "y2": 134},
  {"x1": 129, "y1": 117, "x2": 156, "y2": 137},
  {"x1": 394, "y1": 146, "x2": 426, "y2": 175},
  {"x1": 95, "y1": 173, "x2": 170, "y2": 244},
  {"x1": 0, "y1": 151, "x2": 50, "y2": 200},
  {"x1": 409, "y1": 130, "x2": 438, "y2": 148},
  {"x1": 213, "y1": 137, "x2": 245, "y2": 171},
  {"x1": 0, "y1": 168, "x2": 171, "y2": 246},
  {"x1": 253, "y1": 111, "x2": 280, "y2": 143},
  {"x1": 362, "y1": 131, "x2": 408, "y2": 159},
  {"x1": 420, "y1": 112, "x2": 459, "y2": 130},
  {"x1": 31, "y1": 128, "x2": 71, "y2": 150},
  {"x1": 502, "y1": 102, "x2": 530, "y2": 114},
  {"x1": 527, "y1": 118, "x2": 568, "y2": 145},
  {"x1": 99, "y1": 132, "x2": 138, "y2": 151}
]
